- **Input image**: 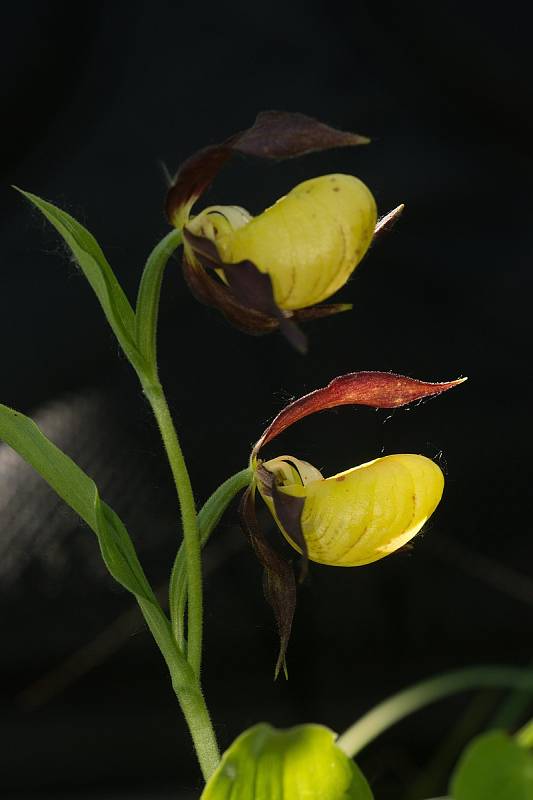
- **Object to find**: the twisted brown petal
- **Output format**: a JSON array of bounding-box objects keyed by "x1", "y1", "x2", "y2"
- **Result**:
[
  {"x1": 238, "y1": 486, "x2": 297, "y2": 679},
  {"x1": 182, "y1": 256, "x2": 279, "y2": 335},
  {"x1": 183, "y1": 229, "x2": 307, "y2": 352},
  {"x1": 257, "y1": 465, "x2": 308, "y2": 582},
  {"x1": 253, "y1": 371, "x2": 466, "y2": 456}
]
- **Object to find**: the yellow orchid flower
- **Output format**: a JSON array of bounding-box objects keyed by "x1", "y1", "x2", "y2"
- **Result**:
[
  {"x1": 166, "y1": 111, "x2": 402, "y2": 352},
  {"x1": 239, "y1": 370, "x2": 465, "y2": 675},
  {"x1": 184, "y1": 173, "x2": 377, "y2": 311},
  {"x1": 255, "y1": 452, "x2": 444, "y2": 567}
]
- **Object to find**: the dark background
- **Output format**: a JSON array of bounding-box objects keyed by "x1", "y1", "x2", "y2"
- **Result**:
[{"x1": 1, "y1": 1, "x2": 532, "y2": 798}]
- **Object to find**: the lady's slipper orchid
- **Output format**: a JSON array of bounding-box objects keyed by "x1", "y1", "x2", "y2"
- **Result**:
[
  {"x1": 166, "y1": 111, "x2": 402, "y2": 353},
  {"x1": 256, "y1": 452, "x2": 444, "y2": 567},
  {"x1": 239, "y1": 370, "x2": 466, "y2": 675}
]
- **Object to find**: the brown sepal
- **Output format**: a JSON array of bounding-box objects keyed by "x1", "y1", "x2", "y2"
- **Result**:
[
  {"x1": 373, "y1": 204, "x2": 405, "y2": 239},
  {"x1": 238, "y1": 485, "x2": 297, "y2": 679},
  {"x1": 166, "y1": 110, "x2": 370, "y2": 225},
  {"x1": 293, "y1": 303, "x2": 353, "y2": 323},
  {"x1": 183, "y1": 229, "x2": 307, "y2": 352},
  {"x1": 182, "y1": 256, "x2": 279, "y2": 335},
  {"x1": 254, "y1": 371, "x2": 467, "y2": 455},
  {"x1": 231, "y1": 110, "x2": 370, "y2": 159},
  {"x1": 272, "y1": 482, "x2": 308, "y2": 583},
  {"x1": 222, "y1": 261, "x2": 307, "y2": 354},
  {"x1": 257, "y1": 465, "x2": 308, "y2": 581}
]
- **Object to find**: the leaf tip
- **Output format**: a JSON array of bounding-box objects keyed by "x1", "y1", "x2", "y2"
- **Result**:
[
  {"x1": 274, "y1": 654, "x2": 289, "y2": 681},
  {"x1": 448, "y1": 376, "x2": 468, "y2": 389}
]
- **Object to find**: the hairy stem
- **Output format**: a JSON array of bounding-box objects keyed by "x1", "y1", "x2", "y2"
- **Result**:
[
  {"x1": 143, "y1": 381, "x2": 203, "y2": 679},
  {"x1": 170, "y1": 467, "x2": 253, "y2": 650},
  {"x1": 137, "y1": 596, "x2": 219, "y2": 780}
]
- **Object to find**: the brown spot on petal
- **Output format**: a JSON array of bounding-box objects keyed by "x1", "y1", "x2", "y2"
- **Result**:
[{"x1": 335, "y1": 475, "x2": 346, "y2": 482}]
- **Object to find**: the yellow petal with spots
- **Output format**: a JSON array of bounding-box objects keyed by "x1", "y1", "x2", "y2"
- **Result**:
[
  {"x1": 262, "y1": 454, "x2": 444, "y2": 567},
  {"x1": 216, "y1": 174, "x2": 377, "y2": 310}
]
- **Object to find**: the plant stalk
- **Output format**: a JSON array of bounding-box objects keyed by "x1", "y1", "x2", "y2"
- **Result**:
[
  {"x1": 169, "y1": 467, "x2": 253, "y2": 649},
  {"x1": 137, "y1": 596, "x2": 219, "y2": 780},
  {"x1": 516, "y1": 717, "x2": 533, "y2": 748},
  {"x1": 143, "y1": 381, "x2": 203, "y2": 679},
  {"x1": 337, "y1": 666, "x2": 533, "y2": 758}
]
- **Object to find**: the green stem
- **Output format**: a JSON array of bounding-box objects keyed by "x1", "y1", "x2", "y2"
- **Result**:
[
  {"x1": 143, "y1": 380, "x2": 204, "y2": 679},
  {"x1": 170, "y1": 467, "x2": 253, "y2": 650},
  {"x1": 136, "y1": 596, "x2": 219, "y2": 780},
  {"x1": 133, "y1": 230, "x2": 219, "y2": 778},
  {"x1": 336, "y1": 666, "x2": 533, "y2": 758},
  {"x1": 490, "y1": 654, "x2": 533, "y2": 730}
]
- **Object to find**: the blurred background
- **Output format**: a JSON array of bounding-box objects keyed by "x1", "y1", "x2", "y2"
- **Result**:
[{"x1": 2, "y1": 1, "x2": 533, "y2": 797}]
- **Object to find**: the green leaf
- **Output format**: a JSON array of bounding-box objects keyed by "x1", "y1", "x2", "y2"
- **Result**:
[
  {"x1": 135, "y1": 228, "x2": 182, "y2": 369},
  {"x1": 16, "y1": 189, "x2": 144, "y2": 370},
  {"x1": 200, "y1": 723, "x2": 374, "y2": 799},
  {"x1": 0, "y1": 403, "x2": 153, "y2": 602},
  {"x1": 169, "y1": 467, "x2": 252, "y2": 651},
  {"x1": 450, "y1": 731, "x2": 533, "y2": 800}
]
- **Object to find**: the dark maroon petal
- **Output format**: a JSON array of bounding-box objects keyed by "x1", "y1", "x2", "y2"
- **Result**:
[
  {"x1": 222, "y1": 261, "x2": 308, "y2": 354},
  {"x1": 373, "y1": 204, "x2": 405, "y2": 239},
  {"x1": 272, "y1": 483, "x2": 308, "y2": 582},
  {"x1": 253, "y1": 371, "x2": 466, "y2": 455},
  {"x1": 238, "y1": 486, "x2": 297, "y2": 679},
  {"x1": 166, "y1": 110, "x2": 370, "y2": 225},
  {"x1": 182, "y1": 256, "x2": 279, "y2": 335},
  {"x1": 166, "y1": 144, "x2": 234, "y2": 226},
  {"x1": 293, "y1": 303, "x2": 353, "y2": 323},
  {"x1": 222, "y1": 260, "x2": 283, "y2": 317},
  {"x1": 182, "y1": 228, "x2": 224, "y2": 268},
  {"x1": 183, "y1": 229, "x2": 308, "y2": 352},
  {"x1": 232, "y1": 110, "x2": 370, "y2": 159},
  {"x1": 257, "y1": 465, "x2": 308, "y2": 582}
]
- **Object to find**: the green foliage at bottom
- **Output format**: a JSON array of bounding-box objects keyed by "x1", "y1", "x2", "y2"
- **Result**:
[
  {"x1": 200, "y1": 723, "x2": 374, "y2": 799},
  {"x1": 451, "y1": 730, "x2": 533, "y2": 800}
]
